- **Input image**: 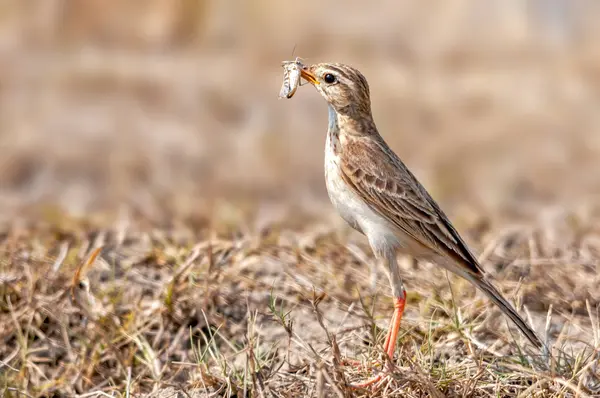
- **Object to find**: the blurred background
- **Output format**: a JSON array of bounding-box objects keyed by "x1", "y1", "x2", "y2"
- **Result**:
[{"x1": 1, "y1": 0, "x2": 600, "y2": 226}]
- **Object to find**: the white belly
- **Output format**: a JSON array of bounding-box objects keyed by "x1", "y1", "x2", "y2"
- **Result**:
[{"x1": 324, "y1": 131, "x2": 400, "y2": 251}]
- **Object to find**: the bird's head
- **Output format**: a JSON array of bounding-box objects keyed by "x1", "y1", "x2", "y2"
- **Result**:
[{"x1": 301, "y1": 63, "x2": 372, "y2": 117}]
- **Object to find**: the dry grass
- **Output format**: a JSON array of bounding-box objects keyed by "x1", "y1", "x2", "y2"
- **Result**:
[
  {"x1": 1, "y1": 1, "x2": 600, "y2": 397},
  {"x1": 0, "y1": 204, "x2": 599, "y2": 397}
]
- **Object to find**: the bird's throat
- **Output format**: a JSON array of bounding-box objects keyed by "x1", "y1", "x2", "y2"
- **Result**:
[
  {"x1": 327, "y1": 105, "x2": 342, "y2": 155},
  {"x1": 327, "y1": 104, "x2": 339, "y2": 134}
]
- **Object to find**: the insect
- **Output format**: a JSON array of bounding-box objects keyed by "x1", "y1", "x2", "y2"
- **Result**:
[{"x1": 279, "y1": 57, "x2": 305, "y2": 99}]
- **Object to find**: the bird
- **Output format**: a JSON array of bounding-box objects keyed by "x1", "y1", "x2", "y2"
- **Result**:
[
  {"x1": 71, "y1": 247, "x2": 103, "y2": 321},
  {"x1": 295, "y1": 62, "x2": 544, "y2": 387}
]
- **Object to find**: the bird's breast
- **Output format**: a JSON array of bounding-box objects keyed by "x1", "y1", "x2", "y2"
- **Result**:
[
  {"x1": 324, "y1": 129, "x2": 405, "y2": 257},
  {"x1": 325, "y1": 132, "x2": 359, "y2": 231},
  {"x1": 324, "y1": 131, "x2": 388, "y2": 238}
]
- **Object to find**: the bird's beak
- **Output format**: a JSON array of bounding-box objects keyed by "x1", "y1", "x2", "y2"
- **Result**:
[{"x1": 301, "y1": 68, "x2": 319, "y2": 85}]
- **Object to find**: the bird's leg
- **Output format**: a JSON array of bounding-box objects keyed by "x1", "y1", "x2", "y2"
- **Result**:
[
  {"x1": 381, "y1": 252, "x2": 406, "y2": 359},
  {"x1": 350, "y1": 252, "x2": 406, "y2": 389},
  {"x1": 382, "y1": 291, "x2": 406, "y2": 359},
  {"x1": 351, "y1": 295, "x2": 406, "y2": 389},
  {"x1": 341, "y1": 308, "x2": 397, "y2": 367},
  {"x1": 381, "y1": 308, "x2": 398, "y2": 353}
]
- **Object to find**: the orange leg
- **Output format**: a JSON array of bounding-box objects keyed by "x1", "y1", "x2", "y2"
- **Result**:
[
  {"x1": 381, "y1": 307, "x2": 398, "y2": 354},
  {"x1": 351, "y1": 291, "x2": 406, "y2": 389},
  {"x1": 342, "y1": 308, "x2": 398, "y2": 367},
  {"x1": 383, "y1": 292, "x2": 406, "y2": 359}
]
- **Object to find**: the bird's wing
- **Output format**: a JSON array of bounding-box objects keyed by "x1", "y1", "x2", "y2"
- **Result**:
[{"x1": 339, "y1": 136, "x2": 483, "y2": 275}]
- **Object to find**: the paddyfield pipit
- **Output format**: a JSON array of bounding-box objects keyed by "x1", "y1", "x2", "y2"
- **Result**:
[
  {"x1": 71, "y1": 247, "x2": 104, "y2": 321},
  {"x1": 293, "y1": 62, "x2": 544, "y2": 386}
]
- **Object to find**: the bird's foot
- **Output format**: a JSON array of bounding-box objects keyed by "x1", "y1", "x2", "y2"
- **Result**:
[
  {"x1": 345, "y1": 292, "x2": 406, "y2": 389},
  {"x1": 340, "y1": 348, "x2": 394, "y2": 390},
  {"x1": 340, "y1": 356, "x2": 383, "y2": 368},
  {"x1": 349, "y1": 372, "x2": 390, "y2": 390},
  {"x1": 340, "y1": 357, "x2": 362, "y2": 367},
  {"x1": 345, "y1": 357, "x2": 394, "y2": 391}
]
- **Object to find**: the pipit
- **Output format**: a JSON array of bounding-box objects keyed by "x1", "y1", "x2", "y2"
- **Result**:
[
  {"x1": 71, "y1": 247, "x2": 103, "y2": 321},
  {"x1": 293, "y1": 62, "x2": 544, "y2": 386}
]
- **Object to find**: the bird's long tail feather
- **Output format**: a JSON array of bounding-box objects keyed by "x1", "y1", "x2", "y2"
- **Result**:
[{"x1": 464, "y1": 273, "x2": 545, "y2": 351}]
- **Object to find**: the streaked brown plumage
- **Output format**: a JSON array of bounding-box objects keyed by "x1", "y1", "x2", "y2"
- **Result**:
[{"x1": 297, "y1": 62, "x2": 544, "y2": 386}]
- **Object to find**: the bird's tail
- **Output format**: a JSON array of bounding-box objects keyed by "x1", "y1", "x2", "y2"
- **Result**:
[{"x1": 464, "y1": 273, "x2": 545, "y2": 351}]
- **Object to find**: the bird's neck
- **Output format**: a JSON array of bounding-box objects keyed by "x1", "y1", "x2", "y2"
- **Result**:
[
  {"x1": 327, "y1": 105, "x2": 339, "y2": 134},
  {"x1": 327, "y1": 104, "x2": 376, "y2": 137}
]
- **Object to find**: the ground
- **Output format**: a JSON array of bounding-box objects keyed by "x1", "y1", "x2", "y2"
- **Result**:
[{"x1": 1, "y1": 204, "x2": 599, "y2": 397}]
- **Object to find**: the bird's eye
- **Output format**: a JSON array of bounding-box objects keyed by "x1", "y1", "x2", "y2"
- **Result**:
[{"x1": 324, "y1": 73, "x2": 337, "y2": 84}]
